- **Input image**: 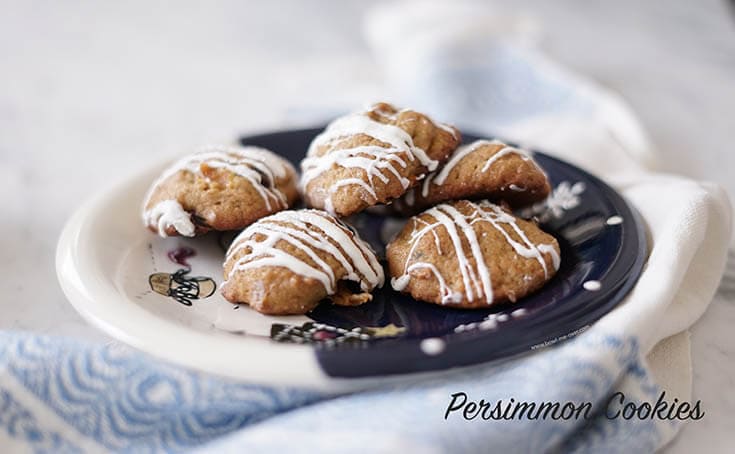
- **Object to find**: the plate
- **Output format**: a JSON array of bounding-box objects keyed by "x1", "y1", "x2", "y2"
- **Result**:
[{"x1": 56, "y1": 128, "x2": 647, "y2": 389}]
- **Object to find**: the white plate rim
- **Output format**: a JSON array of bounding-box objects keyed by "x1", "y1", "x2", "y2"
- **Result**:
[{"x1": 54, "y1": 160, "x2": 344, "y2": 388}]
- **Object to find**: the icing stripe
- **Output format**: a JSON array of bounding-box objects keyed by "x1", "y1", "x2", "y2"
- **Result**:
[
  {"x1": 142, "y1": 145, "x2": 294, "y2": 236},
  {"x1": 415, "y1": 139, "x2": 543, "y2": 201},
  {"x1": 390, "y1": 200, "x2": 559, "y2": 305},
  {"x1": 300, "y1": 104, "x2": 454, "y2": 214},
  {"x1": 144, "y1": 200, "x2": 195, "y2": 238},
  {"x1": 226, "y1": 210, "x2": 384, "y2": 294}
]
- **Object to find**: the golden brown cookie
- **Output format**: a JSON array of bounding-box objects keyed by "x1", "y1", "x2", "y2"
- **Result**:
[
  {"x1": 142, "y1": 145, "x2": 298, "y2": 237},
  {"x1": 221, "y1": 209, "x2": 384, "y2": 315},
  {"x1": 300, "y1": 102, "x2": 461, "y2": 217},
  {"x1": 392, "y1": 140, "x2": 551, "y2": 214},
  {"x1": 386, "y1": 200, "x2": 560, "y2": 308}
]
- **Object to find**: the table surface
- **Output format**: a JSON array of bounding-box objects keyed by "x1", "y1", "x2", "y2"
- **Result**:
[{"x1": 1, "y1": 0, "x2": 733, "y2": 452}]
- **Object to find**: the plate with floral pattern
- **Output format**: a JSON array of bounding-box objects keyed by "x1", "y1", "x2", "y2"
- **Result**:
[{"x1": 56, "y1": 128, "x2": 646, "y2": 389}]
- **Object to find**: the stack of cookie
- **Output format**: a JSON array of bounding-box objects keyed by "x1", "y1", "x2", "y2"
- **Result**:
[{"x1": 142, "y1": 103, "x2": 560, "y2": 315}]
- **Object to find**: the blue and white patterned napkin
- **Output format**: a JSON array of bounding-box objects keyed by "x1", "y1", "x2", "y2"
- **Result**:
[{"x1": 2, "y1": 2, "x2": 731, "y2": 453}]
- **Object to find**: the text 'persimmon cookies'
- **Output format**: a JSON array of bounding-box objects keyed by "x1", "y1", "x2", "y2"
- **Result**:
[
  {"x1": 393, "y1": 139, "x2": 551, "y2": 214},
  {"x1": 222, "y1": 209, "x2": 385, "y2": 315},
  {"x1": 142, "y1": 145, "x2": 298, "y2": 237},
  {"x1": 300, "y1": 102, "x2": 461, "y2": 217},
  {"x1": 387, "y1": 200, "x2": 560, "y2": 309}
]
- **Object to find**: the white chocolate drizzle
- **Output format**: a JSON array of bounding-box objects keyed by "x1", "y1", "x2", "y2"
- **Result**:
[
  {"x1": 391, "y1": 200, "x2": 560, "y2": 305},
  {"x1": 300, "y1": 104, "x2": 454, "y2": 214},
  {"x1": 416, "y1": 140, "x2": 542, "y2": 199},
  {"x1": 142, "y1": 145, "x2": 295, "y2": 236},
  {"x1": 144, "y1": 200, "x2": 196, "y2": 238},
  {"x1": 225, "y1": 210, "x2": 384, "y2": 295}
]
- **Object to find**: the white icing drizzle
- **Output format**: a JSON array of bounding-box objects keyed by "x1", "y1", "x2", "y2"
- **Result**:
[
  {"x1": 144, "y1": 200, "x2": 195, "y2": 238},
  {"x1": 225, "y1": 210, "x2": 384, "y2": 294},
  {"x1": 416, "y1": 140, "x2": 541, "y2": 199},
  {"x1": 375, "y1": 105, "x2": 460, "y2": 142},
  {"x1": 300, "y1": 104, "x2": 453, "y2": 213},
  {"x1": 142, "y1": 145, "x2": 294, "y2": 236},
  {"x1": 390, "y1": 200, "x2": 560, "y2": 305}
]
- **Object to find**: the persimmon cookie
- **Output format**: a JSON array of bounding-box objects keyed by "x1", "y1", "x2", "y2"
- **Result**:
[
  {"x1": 392, "y1": 139, "x2": 551, "y2": 214},
  {"x1": 386, "y1": 200, "x2": 560, "y2": 309},
  {"x1": 142, "y1": 145, "x2": 298, "y2": 237},
  {"x1": 300, "y1": 102, "x2": 461, "y2": 217},
  {"x1": 221, "y1": 209, "x2": 384, "y2": 315}
]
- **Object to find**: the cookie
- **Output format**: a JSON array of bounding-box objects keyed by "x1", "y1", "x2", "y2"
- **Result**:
[
  {"x1": 300, "y1": 102, "x2": 461, "y2": 217},
  {"x1": 142, "y1": 145, "x2": 298, "y2": 237},
  {"x1": 392, "y1": 140, "x2": 551, "y2": 214},
  {"x1": 222, "y1": 209, "x2": 384, "y2": 315},
  {"x1": 386, "y1": 200, "x2": 560, "y2": 308}
]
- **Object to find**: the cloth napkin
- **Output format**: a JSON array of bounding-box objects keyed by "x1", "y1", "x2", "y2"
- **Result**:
[{"x1": 2, "y1": 2, "x2": 731, "y2": 453}]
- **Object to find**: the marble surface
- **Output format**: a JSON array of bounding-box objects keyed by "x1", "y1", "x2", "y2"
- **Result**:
[{"x1": 1, "y1": 0, "x2": 733, "y2": 452}]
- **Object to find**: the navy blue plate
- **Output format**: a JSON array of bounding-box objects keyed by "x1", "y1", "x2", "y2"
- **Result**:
[{"x1": 241, "y1": 128, "x2": 647, "y2": 378}]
